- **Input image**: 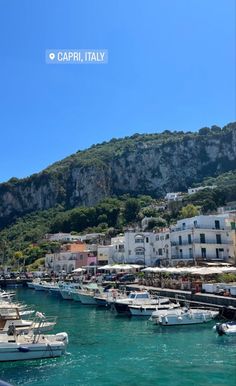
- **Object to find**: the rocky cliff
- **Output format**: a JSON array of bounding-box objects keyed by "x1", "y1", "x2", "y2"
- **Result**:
[{"x1": 0, "y1": 123, "x2": 235, "y2": 226}]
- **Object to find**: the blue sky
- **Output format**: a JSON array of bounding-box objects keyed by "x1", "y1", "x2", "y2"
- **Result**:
[{"x1": 0, "y1": 0, "x2": 235, "y2": 182}]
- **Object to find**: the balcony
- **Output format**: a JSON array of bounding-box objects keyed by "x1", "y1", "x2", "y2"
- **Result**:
[{"x1": 171, "y1": 240, "x2": 233, "y2": 246}]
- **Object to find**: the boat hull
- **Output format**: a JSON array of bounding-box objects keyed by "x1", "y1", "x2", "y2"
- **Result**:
[
  {"x1": 0, "y1": 332, "x2": 68, "y2": 362},
  {"x1": 78, "y1": 293, "x2": 97, "y2": 305},
  {"x1": 0, "y1": 342, "x2": 66, "y2": 362},
  {"x1": 60, "y1": 290, "x2": 73, "y2": 300},
  {"x1": 152, "y1": 309, "x2": 218, "y2": 326}
]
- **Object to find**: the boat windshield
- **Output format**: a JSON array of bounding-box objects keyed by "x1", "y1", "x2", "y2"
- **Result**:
[
  {"x1": 129, "y1": 293, "x2": 149, "y2": 299},
  {"x1": 136, "y1": 293, "x2": 149, "y2": 299}
]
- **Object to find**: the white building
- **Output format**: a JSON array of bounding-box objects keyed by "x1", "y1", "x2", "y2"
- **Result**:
[
  {"x1": 45, "y1": 233, "x2": 82, "y2": 242},
  {"x1": 124, "y1": 230, "x2": 171, "y2": 266},
  {"x1": 188, "y1": 185, "x2": 216, "y2": 195},
  {"x1": 45, "y1": 252, "x2": 77, "y2": 273},
  {"x1": 109, "y1": 236, "x2": 125, "y2": 264},
  {"x1": 217, "y1": 202, "x2": 236, "y2": 214},
  {"x1": 170, "y1": 214, "x2": 235, "y2": 264},
  {"x1": 165, "y1": 192, "x2": 182, "y2": 201}
]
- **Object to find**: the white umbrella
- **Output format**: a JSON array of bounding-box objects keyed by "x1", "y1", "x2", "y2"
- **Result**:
[{"x1": 72, "y1": 268, "x2": 86, "y2": 273}]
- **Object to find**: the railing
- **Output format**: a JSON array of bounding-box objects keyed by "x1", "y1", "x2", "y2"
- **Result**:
[{"x1": 171, "y1": 240, "x2": 233, "y2": 246}]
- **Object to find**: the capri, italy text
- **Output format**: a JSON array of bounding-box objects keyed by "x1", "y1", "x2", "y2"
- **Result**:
[{"x1": 46, "y1": 49, "x2": 108, "y2": 64}]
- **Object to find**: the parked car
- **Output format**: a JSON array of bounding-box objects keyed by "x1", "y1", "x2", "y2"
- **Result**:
[
  {"x1": 119, "y1": 274, "x2": 136, "y2": 282},
  {"x1": 103, "y1": 273, "x2": 117, "y2": 281}
]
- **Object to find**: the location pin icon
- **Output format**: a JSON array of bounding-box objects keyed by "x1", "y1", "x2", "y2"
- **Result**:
[{"x1": 49, "y1": 52, "x2": 55, "y2": 60}]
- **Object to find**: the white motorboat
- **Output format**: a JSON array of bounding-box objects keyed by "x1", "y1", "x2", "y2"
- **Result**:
[
  {"x1": 0, "y1": 331, "x2": 68, "y2": 362},
  {"x1": 111, "y1": 291, "x2": 170, "y2": 315},
  {"x1": 70, "y1": 289, "x2": 82, "y2": 302},
  {"x1": 27, "y1": 279, "x2": 41, "y2": 289},
  {"x1": 77, "y1": 285, "x2": 104, "y2": 305},
  {"x1": 150, "y1": 307, "x2": 219, "y2": 326},
  {"x1": 33, "y1": 281, "x2": 48, "y2": 291},
  {"x1": 0, "y1": 306, "x2": 56, "y2": 334},
  {"x1": 60, "y1": 283, "x2": 82, "y2": 300},
  {"x1": 129, "y1": 301, "x2": 180, "y2": 317},
  {"x1": 0, "y1": 291, "x2": 15, "y2": 301},
  {"x1": 94, "y1": 289, "x2": 124, "y2": 307},
  {"x1": 214, "y1": 321, "x2": 236, "y2": 336}
]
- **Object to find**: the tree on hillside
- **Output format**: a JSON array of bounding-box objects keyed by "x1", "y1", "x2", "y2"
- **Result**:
[
  {"x1": 123, "y1": 198, "x2": 140, "y2": 223},
  {"x1": 180, "y1": 204, "x2": 199, "y2": 219},
  {"x1": 201, "y1": 199, "x2": 217, "y2": 213},
  {"x1": 146, "y1": 217, "x2": 167, "y2": 231}
]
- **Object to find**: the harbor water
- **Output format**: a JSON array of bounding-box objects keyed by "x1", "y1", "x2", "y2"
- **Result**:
[{"x1": 0, "y1": 288, "x2": 235, "y2": 386}]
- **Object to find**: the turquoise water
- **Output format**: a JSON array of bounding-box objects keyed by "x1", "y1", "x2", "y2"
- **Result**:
[{"x1": 0, "y1": 288, "x2": 235, "y2": 386}]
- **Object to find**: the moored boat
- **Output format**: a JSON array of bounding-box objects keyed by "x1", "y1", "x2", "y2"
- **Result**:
[
  {"x1": 214, "y1": 321, "x2": 236, "y2": 336},
  {"x1": 129, "y1": 301, "x2": 180, "y2": 317},
  {"x1": 111, "y1": 291, "x2": 169, "y2": 316},
  {"x1": 0, "y1": 306, "x2": 56, "y2": 334},
  {"x1": 0, "y1": 331, "x2": 68, "y2": 362},
  {"x1": 77, "y1": 285, "x2": 104, "y2": 305},
  {"x1": 150, "y1": 307, "x2": 219, "y2": 326}
]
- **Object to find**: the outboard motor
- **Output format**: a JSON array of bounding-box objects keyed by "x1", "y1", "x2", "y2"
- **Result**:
[
  {"x1": 56, "y1": 332, "x2": 69, "y2": 344},
  {"x1": 215, "y1": 323, "x2": 225, "y2": 336}
]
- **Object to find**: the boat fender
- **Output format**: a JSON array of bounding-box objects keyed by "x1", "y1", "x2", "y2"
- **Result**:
[
  {"x1": 164, "y1": 316, "x2": 168, "y2": 324},
  {"x1": 177, "y1": 316, "x2": 182, "y2": 320},
  {"x1": 203, "y1": 314, "x2": 206, "y2": 322},
  {"x1": 18, "y1": 346, "x2": 30, "y2": 353}
]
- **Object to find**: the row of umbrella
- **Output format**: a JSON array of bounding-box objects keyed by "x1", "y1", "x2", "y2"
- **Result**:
[{"x1": 72, "y1": 264, "x2": 236, "y2": 276}]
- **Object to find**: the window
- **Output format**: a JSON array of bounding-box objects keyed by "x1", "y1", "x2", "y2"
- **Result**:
[
  {"x1": 156, "y1": 235, "x2": 159, "y2": 241},
  {"x1": 216, "y1": 248, "x2": 224, "y2": 259},
  {"x1": 189, "y1": 248, "x2": 193, "y2": 258},
  {"x1": 158, "y1": 248, "x2": 163, "y2": 256},
  {"x1": 215, "y1": 220, "x2": 220, "y2": 229},
  {"x1": 200, "y1": 233, "x2": 205, "y2": 243},
  {"x1": 179, "y1": 249, "x2": 183, "y2": 258},
  {"x1": 201, "y1": 248, "x2": 206, "y2": 259},
  {"x1": 194, "y1": 220, "x2": 198, "y2": 228},
  {"x1": 146, "y1": 237, "x2": 149, "y2": 243},
  {"x1": 165, "y1": 234, "x2": 169, "y2": 239},
  {"x1": 216, "y1": 234, "x2": 221, "y2": 244},
  {"x1": 188, "y1": 234, "x2": 192, "y2": 244},
  {"x1": 135, "y1": 237, "x2": 144, "y2": 243},
  {"x1": 182, "y1": 223, "x2": 186, "y2": 230},
  {"x1": 135, "y1": 248, "x2": 144, "y2": 256},
  {"x1": 179, "y1": 236, "x2": 182, "y2": 245}
]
